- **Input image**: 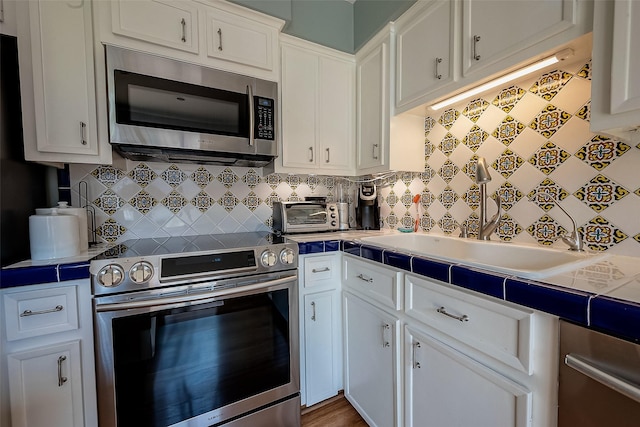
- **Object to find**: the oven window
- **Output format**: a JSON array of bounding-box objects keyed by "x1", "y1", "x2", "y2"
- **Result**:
[
  {"x1": 286, "y1": 204, "x2": 327, "y2": 225},
  {"x1": 114, "y1": 70, "x2": 249, "y2": 137},
  {"x1": 111, "y1": 289, "x2": 290, "y2": 427}
]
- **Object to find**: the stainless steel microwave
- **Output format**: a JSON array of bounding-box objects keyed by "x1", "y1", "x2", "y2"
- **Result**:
[
  {"x1": 106, "y1": 46, "x2": 278, "y2": 167},
  {"x1": 272, "y1": 201, "x2": 339, "y2": 234}
]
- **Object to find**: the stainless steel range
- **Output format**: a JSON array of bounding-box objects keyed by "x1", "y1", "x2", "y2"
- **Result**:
[{"x1": 90, "y1": 232, "x2": 300, "y2": 427}]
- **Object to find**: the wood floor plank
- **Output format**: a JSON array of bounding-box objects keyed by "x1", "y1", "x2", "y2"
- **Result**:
[{"x1": 301, "y1": 396, "x2": 368, "y2": 427}]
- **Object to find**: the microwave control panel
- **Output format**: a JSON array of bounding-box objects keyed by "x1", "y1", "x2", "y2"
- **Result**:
[{"x1": 254, "y1": 97, "x2": 275, "y2": 140}]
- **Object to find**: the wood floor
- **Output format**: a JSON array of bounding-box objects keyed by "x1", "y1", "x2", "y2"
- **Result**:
[{"x1": 301, "y1": 395, "x2": 368, "y2": 427}]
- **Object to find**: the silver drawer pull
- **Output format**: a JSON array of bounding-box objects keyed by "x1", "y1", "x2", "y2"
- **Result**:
[
  {"x1": 312, "y1": 267, "x2": 330, "y2": 273},
  {"x1": 311, "y1": 301, "x2": 316, "y2": 321},
  {"x1": 357, "y1": 273, "x2": 373, "y2": 283},
  {"x1": 381, "y1": 323, "x2": 390, "y2": 348},
  {"x1": 413, "y1": 341, "x2": 422, "y2": 369},
  {"x1": 181, "y1": 18, "x2": 186, "y2": 43},
  {"x1": 437, "y1": 306, "x2": 469, "y2": 322},
  {"x1": 20, "y1": 305, "x2": 64, "y2": 317},
  {"x1": 57, "y1": 355, "x2": 68, "y2": 387}
]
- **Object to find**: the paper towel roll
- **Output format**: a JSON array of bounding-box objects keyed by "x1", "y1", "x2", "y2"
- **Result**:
[
  {"x1": 29, "y1": 213, "x2": 81, "y2": 260},
  {"x1": 56, "y1": 202, "x2": 89, "y2": 250}
]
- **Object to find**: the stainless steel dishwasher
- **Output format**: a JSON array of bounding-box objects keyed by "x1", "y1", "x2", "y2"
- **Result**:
[{"x1": 558, "y1": 320, "x2": 640, "y2": 426}]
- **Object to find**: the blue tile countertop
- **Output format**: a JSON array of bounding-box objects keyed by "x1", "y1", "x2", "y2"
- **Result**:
[
  {"x1": 0, "y1": 246, "x2": 107, "y2": 288},
  {"x1": 3, "y1": 232, "x2": 639, "y2": 344},
  {"x1": 291, "y1": 231, "x2": 640, "y2": 344}
]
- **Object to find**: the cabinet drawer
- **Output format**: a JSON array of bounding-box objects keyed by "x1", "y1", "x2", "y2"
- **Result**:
[
  {"x1": 343, "y1": 256, "x2": 402, "y2": 310},
  {"x1": 4, "y1": 286, "x2": 79, "y2": 341},
  {"x1": 405, "y1": 274, "x2": 533, "y2": 374},
  {"x1": 304, "y1": 254, "x2": 340, "y2": 289}
]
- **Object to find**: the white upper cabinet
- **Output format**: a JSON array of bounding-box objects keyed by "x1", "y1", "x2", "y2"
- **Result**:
[
  {"x1": 204, "y1": 6, "x2": 275, "y2": 70},
  {"x1": 279, "y1": 36, "x2": 355, "y2": 175},
  {"x1": 591, "y1": 0, "x2": 640, "y2": 142},
  {"x1": 395, "y1": 0, "x2": 458, "y2": 110},
  {"x1": 462, "y1": 0, "x2": 578, "y2": 78},
  {"x1": 97, "y1": 0, "x2": 284, "y2": 80},
  {"x1": 111, "y1": 0, "x2": 199, "y2": 54},
  {"x1": 395, "y1": 0, "x2": 593, "y2": 114},
  {"x1": 356, "y1": 25, "x2": 424, "y2": 174},
  {"x1": 16, "y1": 0, "x2": 112, "y2": 165}
]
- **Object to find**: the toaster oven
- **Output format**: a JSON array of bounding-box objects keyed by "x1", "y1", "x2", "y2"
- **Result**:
[{"x1": 272, "y1": 201, "x2": 339, "y2": 234}]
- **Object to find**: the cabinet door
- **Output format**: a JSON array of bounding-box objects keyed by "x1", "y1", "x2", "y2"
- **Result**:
[
  {"x1": 462, "y1": 0, "x2": 575, "y2": 78},
  {"x1": 205, "y1": 7, "x2": 274, "y2": 70},
  {"x1": 112, "y1": 0, "x2": 199, "y2": 53},
  {"x1": 396, "y1": 0, "x2": 456, "y2": 110},
  {"x1": 344, "y1": 292, "x2": 398, "y2": 427},
  {"x1": 591, "y1": 0, "x2": 640, "y2": 140},
  {"x1": 281, "y1": 44, "x2": 318, "y2": 169},
  {"x1": 19, "y1": 0, "x2": 101, "y2": 160},
  {"x1": 405, "y1": 326, "x2": 532, "y2": 427},
  {"x1": 8, "y1": 341, "x2": 84, "y2": 427},
  {"x1": 356, "y1": 40, "x2": 387, "y2": 171},
  {"x1": 318, "y1": 56, "x2": 355, "y2": 172},
  {"x1": 610, "y1": 0, "x2": 640, "y2": 116},
  {"x1": 303, "y1": 291, "x2": 338, "y2": 406}
]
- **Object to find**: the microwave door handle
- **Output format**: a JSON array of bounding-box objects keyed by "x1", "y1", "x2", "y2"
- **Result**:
[{"x1": 247, "y1": 85, "x2": 255, "y2": 147}]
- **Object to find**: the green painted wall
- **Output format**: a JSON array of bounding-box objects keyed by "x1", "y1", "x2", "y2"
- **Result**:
[
  {"x1": 354, "y1": 0, "x2": 416, "y2": 51},
  {"x1": 231, "y1": 0, "x2": 414, "y2": 53}
]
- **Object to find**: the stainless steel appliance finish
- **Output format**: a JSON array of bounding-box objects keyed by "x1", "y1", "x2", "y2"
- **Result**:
[
  {"x1": 106, "y1": 46, "x2": 277, "y2": 167},
  {"x1": 558, "y1": 320, "x2": 640, "y2": 427},
  {"x1": 91, "y1": 233, "x2": 300, "y2": 427},
  {"x1": 272, "y1": 201, "x2": 339, "y2": 234}
]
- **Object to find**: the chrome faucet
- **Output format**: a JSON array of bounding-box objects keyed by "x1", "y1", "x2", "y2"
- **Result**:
[
  {"x1": 539, "y1": 193, "x2": 584, "y2": 251},
  {"x1": 476, "y1": 157, "x2": 501, "y2": 240}
]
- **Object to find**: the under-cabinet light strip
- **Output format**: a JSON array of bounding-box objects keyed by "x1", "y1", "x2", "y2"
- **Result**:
[{"x1": 430, "y1": 49, "x2": 574, "y2": 110}]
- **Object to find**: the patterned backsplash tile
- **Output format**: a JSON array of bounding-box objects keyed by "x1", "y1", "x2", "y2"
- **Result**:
[{"x1": 69, "y1": 60, "x2": 640, "y2": 257}]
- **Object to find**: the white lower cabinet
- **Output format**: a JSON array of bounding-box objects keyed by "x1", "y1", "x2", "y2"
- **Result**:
[
  {"x1": 0, "y1": 280, "x2": 97, "y2": 427},
  {"x1": 7, "y1": 341, "x2": 84, "y2": 427},
  {"x1": 299, "y1": 253, "x2": 342, "y2": 407},
  {"x1": 343, "y1": 291, "x2": 400, "y2": 427},
  {"x1": 341, "y1": 256, "x2": 558, "y2": 427},
  {"x1": 405, "y1": 325, "x2": 531, "y2": 427}
]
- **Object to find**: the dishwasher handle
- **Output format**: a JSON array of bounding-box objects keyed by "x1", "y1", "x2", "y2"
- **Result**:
[{"x1": 565, "y1": 353, "x2": 640, "y2": 404}]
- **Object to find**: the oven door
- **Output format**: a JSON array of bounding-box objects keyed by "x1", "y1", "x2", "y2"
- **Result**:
[{"x1": 94, "y1": 273, "x2": 299, "y2": 427}]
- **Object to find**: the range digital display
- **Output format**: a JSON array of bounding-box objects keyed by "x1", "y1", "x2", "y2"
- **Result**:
[{"x1": 161, "y1": 250, "x2": 256, "y2": 278}]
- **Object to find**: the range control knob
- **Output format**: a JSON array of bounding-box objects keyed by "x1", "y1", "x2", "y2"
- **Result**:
[
  {"x1": 331, "y1": 221, "x2": 337, "y2": 226},
  {"x1": 261, "y1": 250, "x2": 277, "y2": 267},
  {"x1": 280, "y1": 248, "x2": 295, "y2": 265},
  {"x1": 130, "y1": 261, "x2": 153, "y2": 284},
  {"x1": 97, "y1": 264, "x2": 125, "y2": 287}
]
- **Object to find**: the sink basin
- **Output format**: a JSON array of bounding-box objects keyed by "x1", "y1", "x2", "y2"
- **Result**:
[{"x1": 359, "y1": 233, "x2": 606, "y2": 279}]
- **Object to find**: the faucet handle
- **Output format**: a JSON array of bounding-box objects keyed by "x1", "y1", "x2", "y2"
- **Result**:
[{"x1": 459, "y1": 224, "x2": 469, "y2": 238}]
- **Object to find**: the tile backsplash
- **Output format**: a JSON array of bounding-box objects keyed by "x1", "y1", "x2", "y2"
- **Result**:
[
  {"x1": 377, "y1": 59, "x2": 640, "y2": 257},
  {"x1": 70, "y1": 59, "x2": 640, "y2": 257}
]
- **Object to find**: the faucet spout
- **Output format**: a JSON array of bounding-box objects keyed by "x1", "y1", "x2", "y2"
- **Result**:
[
  {"x1": 539, "y1": 192, "x2": 584, "y2": 251},
  {"x1": 475, "y1": 157, "x2": 501, "y2": 240},
  {"x1": 478, "y1": 193, "x2": 501, "y2": 240}
]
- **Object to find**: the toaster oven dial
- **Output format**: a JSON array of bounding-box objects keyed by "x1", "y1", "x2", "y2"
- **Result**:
[
  {"x1": 130, "y1": 261, "x2": 153, "y2": 284},
  {"x1": 261, "y1": 250, "x2": 277, "y2": 267},
  {"x1": 280, "y1": 248, "x2": 295, "y2": 265},
  {"x1": 97, "y1": 264, "x2": 124, "y2": 287}
]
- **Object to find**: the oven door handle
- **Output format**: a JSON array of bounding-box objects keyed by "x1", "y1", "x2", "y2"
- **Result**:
[
  {"x1": 95, "y1": 275, "x2": 297, "y2": 312},
  {"x1": 565, "y1": 353, "x2": 640, "y2": 404}
]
